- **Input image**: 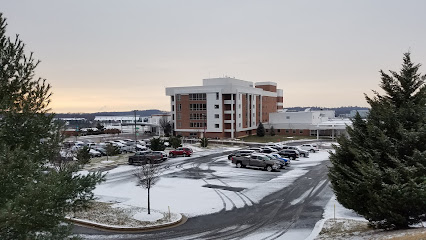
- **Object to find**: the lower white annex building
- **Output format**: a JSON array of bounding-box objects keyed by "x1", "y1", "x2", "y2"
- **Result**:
[{"x1": 264, "y1": 109, "x2": 352, "y2": 139}]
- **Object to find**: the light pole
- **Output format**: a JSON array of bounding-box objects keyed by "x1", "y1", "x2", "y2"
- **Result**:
[
  {"x1": 134, "y1": 110, "x2": 138, "y2": 143},
  {"x1": 203, "y1": 113, "x2": 207, "y2": 138}
]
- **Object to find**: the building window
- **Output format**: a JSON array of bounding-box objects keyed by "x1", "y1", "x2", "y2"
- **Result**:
[
  {"x1": 239, "y1": 114, "x2": 241, "y2": 118},
  {"x1": 172, "y1": 105, "x2": 175, "y2": 111},
  {"x1": 189, "y1": 103, "x2": 206, "y2": 111},
  {"x1": 216, "y1": 92, "x2": 219, "y2": 100},
  {"x1": 239, "y1": 104, "x2": 241, "y2": 109},
  {"x1": 299, "y1": 130, "x2": 304, "y2": 134},
  {"x1": 177, "y1": 113, "x2": 181, "y2": 120},
  {"x1": 215, "y1": 124, "x2": 219, "y2": 128},
  {"x1": 292, "y1": 129, "x2": 296, "y2": 134},
  {"x1": 214, "y1": 104, "x2": 219, "y2": 109},
  {"x1": 177, "y1": 122, "x2": 181, "y2": 128},
  {"x1": 172, "y1": 114, "x2": 175, "y2": 120},
  {"x1": 189, "y1": 132, "x2": 197, "y2": 137},
  {"x1": 239, "y1": 123, "x2": 241, "y2": 127},
  {"x1": 286, "y1": 116, "x2": 290, "y2": 119},
  {"x1": 189, "y1": 93, "x2": 206, "y2": 101},
  {"x1": 190, "y1": 122, "x2": 207, "y2": 128},
  {"x1": 214, "y1": 114, "x2": 219, "y2": 119},
  {"x1": 286, "y1": 129, "x2": 289, "y2": 133},
  {"x1": 277, "y1": 129, "x2": 281, "y2": 132},
  {"x1": 171, "y1": 96, "x2": 174, "y2": 101},
  {"x1": 190, "y1": 113, "x2": 206, "y2": 120},
  {"x1": 178, "y1": 104, "x2": 182, "y2": 111},
  {"x1": 177, "y1": 94, "x2": 181, "y2": 101}
]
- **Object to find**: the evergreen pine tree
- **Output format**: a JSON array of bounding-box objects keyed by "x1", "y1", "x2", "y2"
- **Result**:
[
  {"x1": 270, "y1": 126, "x2": 276, "y2": 136},
  {"x1": 257, "y1": 122, "x2": 265, "y2": 137},
  {"x1": 169, "y1": 136, "x2": 182, "y2": 149},
  {"x1": 329, "y1": 52, "x2": 426, "y2": 229},
  {"x1": 0, "y1": 13, "x2": 104, "y2": 239},
  {"x1": 150, "y1": 137, "x2": 165, "y2": 151},
  {"x1": 76, "y1": 146, "x2": 91, "y2": 165}
]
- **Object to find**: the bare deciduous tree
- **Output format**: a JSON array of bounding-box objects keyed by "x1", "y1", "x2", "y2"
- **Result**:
[
  {"x1": 134, "y1": 163, "x2": 163, "y2": 214},
  {"x1": 159, "y1": 116, "x2": 171, "y2": 137}
]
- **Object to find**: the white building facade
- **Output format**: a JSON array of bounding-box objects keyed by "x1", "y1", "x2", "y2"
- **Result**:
[{"x1": 166, "y1": 77, "x2": 283, "y2": 139}]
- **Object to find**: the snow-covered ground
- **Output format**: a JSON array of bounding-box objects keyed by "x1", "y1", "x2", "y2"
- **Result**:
[
  {"x1": 78, "y1": 144, "x2": 426, "y2": 239},
  {"x1": 306, "y1": 195, "x2": 426, "y2": 240},
  {"x1": 92, "y1": 148, "x2": 330, "y2": 222}
]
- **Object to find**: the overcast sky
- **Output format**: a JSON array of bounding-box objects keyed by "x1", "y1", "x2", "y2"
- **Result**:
[{"x1": 1, "y1": 0, "x2": 426, "y2": 113}]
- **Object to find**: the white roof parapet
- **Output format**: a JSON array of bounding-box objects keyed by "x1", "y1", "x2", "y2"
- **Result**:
[
  {"x1": 94, "y1": 116, "x2": 138, "y2": 121},
  {"x1": 255, "y1": 81, "x2": 277, "y2": 86},
  {"x1": 56, "y1": 118, "x2": 87, "y2": 121},
  {"x1": 203, "y1": 77, "x2": 253, "y2": 88},
  {"x1": 277, "y1": 89, "x2": 283, "y2": 97},
  {"x1": 166, "y1": 84, "x2": 268, "y2": 96}
]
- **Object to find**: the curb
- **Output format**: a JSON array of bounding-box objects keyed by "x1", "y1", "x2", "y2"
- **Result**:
[{"x1": 69, "y1": 213, "x2": 187, "y2": 232}]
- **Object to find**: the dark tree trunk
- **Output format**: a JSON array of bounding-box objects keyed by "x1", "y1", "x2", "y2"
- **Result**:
[{"x1": 148, "y1": 187, "x2": 151, "y2": 214}]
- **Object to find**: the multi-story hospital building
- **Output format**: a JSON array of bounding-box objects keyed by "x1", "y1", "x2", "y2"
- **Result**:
[{"x1": 165, "y1": 77, "x2": 283, "y2": 138}]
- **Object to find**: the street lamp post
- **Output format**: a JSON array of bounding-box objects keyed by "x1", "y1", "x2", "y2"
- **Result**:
[
  {"x1": 134, "y1": 110, "x2": 138, "y2": 143},
  {"x1": 203, "y1": 113, "x2": 207, "y2": 138}
]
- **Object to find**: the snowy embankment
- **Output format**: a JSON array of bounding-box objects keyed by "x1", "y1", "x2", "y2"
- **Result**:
[{"x1": 306, "y1": 195, "x2": 426, "y2": 240}]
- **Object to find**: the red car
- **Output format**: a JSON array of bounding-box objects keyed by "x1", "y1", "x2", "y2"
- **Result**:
[{"x1": 169, "y1": 147, "x2": 192, "y2": 157}]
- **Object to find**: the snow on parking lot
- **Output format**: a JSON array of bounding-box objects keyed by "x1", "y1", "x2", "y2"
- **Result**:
[{"x1": 93, "y1": 149, "x2": 331, "y2": 219}]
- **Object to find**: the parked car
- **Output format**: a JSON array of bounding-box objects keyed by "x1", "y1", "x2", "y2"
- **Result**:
[
  {"x1": 135, "y1": 144, "x2": 148, "y2": 151},
  {"x1": 278, "y1": 149, "x2": 299, "y2": 160},
  {"x1": 128, "y1": 151, "x2": 163, "y2": 165},
  {"x1": 260, "y1": 146, "x2": 278, "y2": 153},
  {"x1": 267, "y1": 142, "x2": 284, "y2": 149},
  {"x1": 88, "y1": 149, "x2": 102, "y2": 158},
  {"x1": 92, "y1": 146, "x2": 107, "y2": 156},
  {"x1": 248, "y1": 147, "x2": 264, "y2": 153},
  {"x1": 263, "y1": 154, "x2": 285, "y2": 169},
  {"x1": 74, "y1": 141, "x2": 85, "y2": 149},
  {"x1": 300, "y1": 144, "x2": 319, "y2": 153},
  {"x1": 111, "y1": 142, "x2": 134, "y2": 153},
  {"x1": 228, "y1": 149, "x2": 255, "y2": 160},
  {"x1": 153, "y1": 151, "x2": 168, "y2": 161},
  {"x1": 169, "y1": 147, "x2": 192, "y2": 157},
  {"x1": 232, "y1": 153, "x2": 280, "y2": 172},
  {"x1": 265, "y1": 143, "x2": 283, "y2": 151},
  {"x1": 270, "y1": 153, "x2": 291, "y2": 167},
  {"x1": 113, "y1": 140, "x2": 127, "y2": 145},
  {"x1": 282, "y1": 146, "x2": 309, "y2": 157},
  {"x1": 84, "y1": 142, "x2": 96, "y2": 148}
]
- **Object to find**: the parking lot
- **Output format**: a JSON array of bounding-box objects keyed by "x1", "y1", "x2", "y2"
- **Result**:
[{"x1": 91, "y1": 146, "x2": 331, "y2": 218}]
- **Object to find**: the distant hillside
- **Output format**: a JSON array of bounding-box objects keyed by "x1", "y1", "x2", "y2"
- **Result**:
[
  {"x1": 285, "y1": 106, "x2": 369, "y2": 116},
  {"x1": 55, "y1": 109, "x2": 168, "y2": 121}
]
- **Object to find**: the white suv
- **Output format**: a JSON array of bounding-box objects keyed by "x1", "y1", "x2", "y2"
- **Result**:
[{"x1": 300, "y1": 144, "x2": 319, "y2": 153}]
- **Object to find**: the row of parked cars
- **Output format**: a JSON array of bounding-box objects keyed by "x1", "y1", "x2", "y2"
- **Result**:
[
  {"x1": 63, "y1": 138, "x2": 151, "y2": 158},
  {"x1": 228, "y1": 143, "x2": 319, "y2": 172},
  {"x1": 128, "y1": 147, "x2": 193, "y2": 165}
]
